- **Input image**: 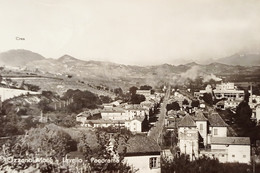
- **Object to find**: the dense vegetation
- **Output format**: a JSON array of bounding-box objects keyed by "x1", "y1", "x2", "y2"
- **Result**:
[{"x1": 161, "y1": 154, "x2": 255, "y2": 173}]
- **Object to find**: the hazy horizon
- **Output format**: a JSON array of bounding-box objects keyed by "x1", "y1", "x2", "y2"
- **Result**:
[{"x1": 1, "y1": 0, "x2": 260, "y2": 65}]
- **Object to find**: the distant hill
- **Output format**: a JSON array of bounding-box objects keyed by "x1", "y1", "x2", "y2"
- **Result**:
[
  {"x1": 1, "y1": 49, "x2": 260, "y2": 90},
  {"x1": 0, "y1": 49, "x2": 45, "y2": 66},
  {"x1": 216, "y1": 53, "x2": 260, "y2": 66}
]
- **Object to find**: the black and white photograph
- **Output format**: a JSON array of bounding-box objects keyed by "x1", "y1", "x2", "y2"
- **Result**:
[{"x1": 0, "y1": 0, "x2": 260, "y2": 172}]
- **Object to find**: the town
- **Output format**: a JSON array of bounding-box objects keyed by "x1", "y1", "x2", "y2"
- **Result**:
[{"x1": 0, "y1": 60, "x2": 260, "y2": 173}]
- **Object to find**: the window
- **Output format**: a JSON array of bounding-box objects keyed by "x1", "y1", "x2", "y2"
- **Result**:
[
  {"x1": 149, "y1": 157, "x2": 157, "y2": 169},
  {"x1": 200, "y1": 124, "x2": 203, "y2": 130},
  {"x1": 213, "y1": 129, "x2": 218, "y2": 135},
  {"x1": 222, "y1": 155, "x2": 225, "y2": 157},
  {"x1": 243, "y1": 155, "x2": 246, "y2": 158},
  {"x1": 232, "y1": 155, "x2": 235, "y2": 157}
]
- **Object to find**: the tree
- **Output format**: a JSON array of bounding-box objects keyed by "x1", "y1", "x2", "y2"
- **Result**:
[
  {"x1": 140, "y1": 85, "x2": 152, "y2": 90},
  {"x1": 38, "y1": 98, "x2": 54, "y2": 113},
  {"x1": 130, "y1": 94, "x2": 145, "y2": 104},
  {"x1": 236, "y1": 100, "x2": 253, "y2": 128},
  {"x1": 183, "y1": 99, "x2": 189, "y2": 106},
  {"x1": 191, "y1": 100, "x2": 200, "y2": 108},
  {"x1": 166, "y1": 102, "x2": 180, "y2": 111},
  {"x1": 78, "y1": 129, "x2": 133, "y2": 172},
  {"x1": 63, "y1": 89, "x2": 101, "y2": 112},
  {"x1": 142, "y1": 114, "x2": 150, "y2": 132},
  {"x1": 114, "y1": 87, "x2": 123, "y2": 96},
  {"x1": 15, "y1": 124, "x2": 76, "y2": 159},
  {"x1": 99, "y1": 95, "x2": 112, "y2": 104},
  {"x1": 129, "y1": 86, "x2": 138, "y2": 95},
  {"x1": 202, "y1": 93, "x2": 213, "y2": 106}
]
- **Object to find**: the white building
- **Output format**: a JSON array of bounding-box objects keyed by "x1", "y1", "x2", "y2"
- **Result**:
[
  {"x1": 214, "y1": 83, "x2": 244, "y2": 100},
  {"x1": 136, "y1": 89, "x2": 153, "y2": 99},
  {"x1": 177, "y1": 110, "x2": 250, "y2": 164},
  {"x1": 125, "y1": 117, "x2": 144, "y2": 132},
  {"x1": 119, "y1": 135, "x2": 161, "y2": 173},
  {"x1": 194, "y1": 83, "x2": 244, "y2": 101},
  {"x1": 178, "y1": 115, "x2": 199, "y2": 159},
  {"x1": 78, "y1": 117, "x2": 144, "y2": 133},
  {"x1": 207, "y1": 137, "x2": 251, "y2": 164},
  {"x1": 100, "y1": 107, "x2": 133, "y2": 120},
  {"x1": 254, "y1": 104, "x2": 260, "y2": 123}
]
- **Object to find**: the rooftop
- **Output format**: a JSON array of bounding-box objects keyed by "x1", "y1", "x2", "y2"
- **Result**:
[
  {"x1": 208, "y1": 112, "x2": 228, "y2": 127},
  {"x1": 100, "y1": 107, "x2": 125, "y2": 113},
  {"x1": 118, "y1": 134, "x2": 161, "y2": 155},
  {"x1": 178, "y1": 114, "x2": 196, "y2": 127},
  {"x1": 85, "y1": 119, "x2": 125, "y2": 124},
  {"x1": 211, "y1": 137, "x2": 250, "y2": 145},
  {"x1": 193, "y1": 110, "x2": 207, "y2": 121}
]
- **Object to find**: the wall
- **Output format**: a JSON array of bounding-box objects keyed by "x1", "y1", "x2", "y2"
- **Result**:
[
  {"x1": 256, "y1": 106, "x2": 260, "y2": 122},
  {"x1": 210, "y1": 127, "x2": 227, "y2": 138},
  {"x1": 227, "y1": 145, "x2": 251, "y2": 164},
  {"x1": 124, "y1": 155, "x2": 161, "y2": 173},
  {"x1": 101, "y1": 112, "x2": 132, "y2": 120},
  {"x1": 211, "y1": 144, "x2": 251, "y2": 164},
  {"x1": 128, "y1": 119, "x2": 142, "y2": 132},
  {"x1": 178, "y1": 129, "x2": 199, "y2": 159},
  {"x1": 196, "y1": 121, "x2": 208, "y2": 146}
]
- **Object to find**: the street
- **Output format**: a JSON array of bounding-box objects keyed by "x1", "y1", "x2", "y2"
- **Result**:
[{"x1": 148, "y1": 85, "x2": 171, "y2": 145}]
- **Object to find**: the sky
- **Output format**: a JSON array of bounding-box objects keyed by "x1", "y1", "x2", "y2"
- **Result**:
[{"x1": 0, "y1": 0, "x2": 260, "y2": 65}]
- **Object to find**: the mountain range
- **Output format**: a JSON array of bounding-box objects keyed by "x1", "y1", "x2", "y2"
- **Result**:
[{"x1": 0, "y1": 49, "x2": 259, "y2": 88}]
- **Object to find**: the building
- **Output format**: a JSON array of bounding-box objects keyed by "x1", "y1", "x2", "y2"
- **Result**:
[
  {"x1": 194, "y1": 83, "x2": 244, "y2": 101},
  {"x1": 207, "y1": 112, "x2": 228, "y2": 141},
  {"x1": 201, "y1": 137, "x2": 251, "y2": 164},
  {"x1": 178, "y1": 115, "x2": 199, "y2": 159},
  {"x1": 78, "y1": 119, "x2": 125, "y2": 128},
  {"x1": 100, "y1": 107, "x2": 132, "y2": 120},
  {"x1": 253, "y1": 104, "x2": 260, "y2": 123},
  {"x1": 125, "y1": 117, "x2": 144, "y2": 132},
  {"x1": 179, "y1": 129, "x2": 199, "y2": 160},
  {"x1": 193, "y1": 111, "x2": 208, "y2": 146},
  {"x1": 124, "y1": 104, "x2": 146, "y2": 117},
  {"x1": 214, "y1": 83, "x2": 244, "y2": 100},
  {"x1": 119, "y1": 135, "x2": 161, "y2": 173},
  {"x1": 136, "y1": 90, "x2": 152, "y2": 99},
  {"x1": 224, "y1": 100, "x2": 241, "y2": 109},
  {"x1": 177, "y1": 110, "x2": 250, "y2": 164},
  {"x1": 78, "y1": 117, "x2": 144, "y2": 133}
]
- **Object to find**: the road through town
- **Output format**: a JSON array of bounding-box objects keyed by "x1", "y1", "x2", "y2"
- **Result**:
[{"x1": 148, "y1": 85, "x2": 171, "y2": 145}]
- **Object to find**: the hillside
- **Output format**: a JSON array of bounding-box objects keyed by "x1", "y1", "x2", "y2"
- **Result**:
[
  {"x1": 216, "y1": 53, "x2": 260, "y2": 66},
  {"x1": 0, "y1": 49, "x2": 45, "y2": 66},
  {"x1": 0, "y1": 49, "x2": 260, "y2": 91}
]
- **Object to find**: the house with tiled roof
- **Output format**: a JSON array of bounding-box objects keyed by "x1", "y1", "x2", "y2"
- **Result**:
[
  {"x1": 178, "y1": 115, "x2": 199, "y2": 159},
  {"x1": 177, "y1": 110, "x2": 251, "y2": 164},
  {"x1": 201, "y1": 137, "x2": 251, "y2": 164},
  {"x1": 119, "y1": 135, "x2": 161, "y2": 173},
  {"x1": 208, "y1": 112, "x2": 228, "y2": 141}
]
